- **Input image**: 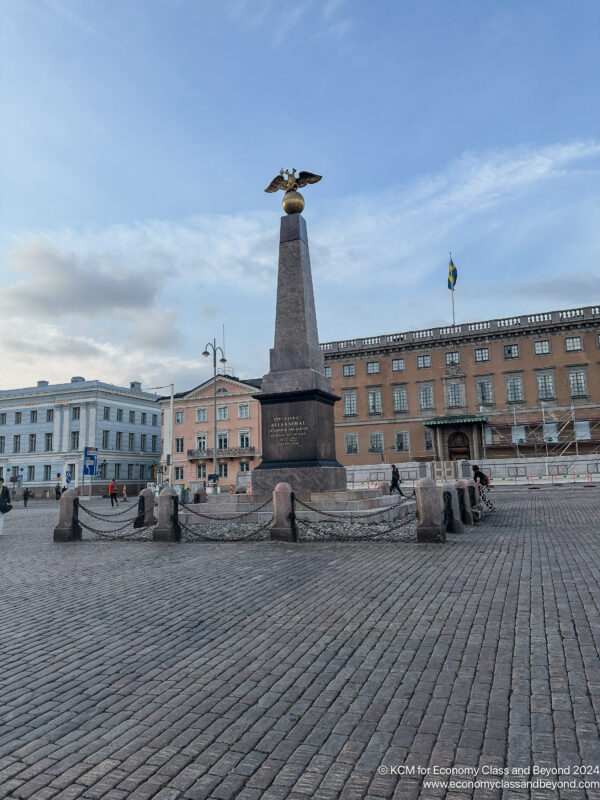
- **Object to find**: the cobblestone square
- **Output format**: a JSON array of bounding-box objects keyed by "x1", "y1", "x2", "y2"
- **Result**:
[{"x1": 1, "y1": 489, "x2": 599, "y2": 799}]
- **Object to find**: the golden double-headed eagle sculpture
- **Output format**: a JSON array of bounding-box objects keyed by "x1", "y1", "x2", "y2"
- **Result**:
[{"x1": 264, "y1": 168, "x2": 322, "y2": 214}]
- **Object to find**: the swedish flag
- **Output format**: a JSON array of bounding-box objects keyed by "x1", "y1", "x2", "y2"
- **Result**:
[{"x1": 448, "y1": 256, "x2": 457, "y2": 291}]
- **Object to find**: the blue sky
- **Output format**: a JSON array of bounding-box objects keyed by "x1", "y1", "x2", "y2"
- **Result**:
[{"x1": 1, "y1": 0, "x2": 600, "y2": 390}]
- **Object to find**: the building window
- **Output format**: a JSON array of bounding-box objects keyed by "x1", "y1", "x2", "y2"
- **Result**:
[
  {"x1": 70, "y1": 431, "x2": 79, "y2": 450},
  {"x1": 0, "y1": 436, "x2": 4, "y2": 454},
  {"x1": 152, "y1": 414, "x2": 158, "y2": 427},
  {"x1": 239, "y1": 462, "x2": 250, "y2": 472},
  {"x1": 369, "y1": 432, "x2": 383, "y2": 453},
  {"x1": 114, "y1": 463, "x2": 121, "y2": 479},
  {"x1": 418, "y1": 384, "x2": 434, "y2": 410},
  {"x1": 44, "y1": 465, "x2": 51, "y2": 481},
  {"x1": 0, "y1": 413, "x2": 5, "y2": 425},
  {"x1": 175, "y1": 437, "x2": 184, "y2": 453},
  {"x1": 27, "y1": 465, "x2": 35, "y2": 481},
  {"x1": 175, "y1": 411, "x2": 184, "y2": 424},
  {"x1": 46, "y1": 409, "x2": 54, "y2": 423},
  {"x1": 345, "y1": 434, "x2": 358, "y2": 455},
  {"x1": 13, "y1": 435, "x2": 21, "y2": 453},
  {"x1": 152, "y1": 435, "x2": 158, "y2": 452},
  {"x1": 569, "y1": 371, "x2": 587, "y2": 398},
  {"x1": 506, "y1": 376, "x2": 524, "y2": 403},
  {"x1": 342, "y1": 364, "x2": 355, "y2": 377},
  {"x1": 29, "y1": 434, "x2": 36, "y2": 452},
  {"x1": 99, "y1": 462, "x2": 107, "y2": 479},
  {"x1": 196, "y1": 408, "x2": 207, "y2": 422},
  {"x1": 72, "y1": 406, "x2": 81, "y2": 420},
  {"x1": 197, "y1": 463, "x2": 206, "y2": 478},
  {"x1": 395, "y1": 431, "x2": 409, "y2": 452},
  {"x1": 366, "y1": 361, "x2": 380, "y2": 374},
  {"x1": 446, "y1": 384, "x2": 463, "y2": 408},
  {"x1": 127, "y1": 464, "x2": 134, "y2": 479},
  {"x1": 368, "y1": 389, "x2": 382, "y2": 414},
  {"x1": 102, "y1": 430, "x2": 109, "y2": 448},
  {"x1": 511, "y1": 425, "x2": 526, "y2": 443},
  {"x1": 575, "y1": 421, "x2": 591, "y2": 440},
  {"x1": 475, "y1": 348, "x2": 490, "y2": 362},
  {"x1": 534, "y1": 340, "x2": 550, "y2": 355},
  {"x1": 127, "y1": 433, "x2": 134, "y2": 452},
  {"x1": 140, "y1": 434, "x2": 147, "y2": 452},
  {"x1": 543, "y1": 423, "x2": 558, "y2": 443},
  {"x1": 343, "y1": 391, "x2": 357, "y2": 416},
  {"x1": 417, "y1": 354, "x2": 431, "y2": 369},
  {"x1": 392, "y1": 358, "x2": 405, "y2": 372},
  {"x1": 239, "y1": 431, "x2": 250, "y2": 448},
  {"x1": 129, "y1": 410, "x2": 136, "y2": 424},
  {"x1": 116, "y1": 408, "x2": 122, "y2": 422},
  {"x1": 141, "y1": 413, "x2": 147, "y2": 425},
  {"x1": 217, "y1": 406, "x2": 228, "y2": 421},
  {"x1": 324, "y1": 366, "x2": 331, "y2": 378},
  {"x1": 393, "y1": 386, "x2": 408, "y2": 413},
  {"x1": 503, "y1": 344, "x2": 519, "y2": 359},
  {"x1": 139, "y1": 464, "x2": 145, "y2": 480},
  {"x1": 15, "y1": 412, "x2": 22, "y2": 424},
  {"x1": 218, "y1": 463, "x2": 228, "y2": 478},
  {"x1": 45, "y1": 432, "x2": 53, "y2": 451},
  {"x1": 116, "y1": 432, "x2": 123, "y2": 450},
  {"x1": 445, "y1": 351, "x2": 460, "y2": 366},
  {"x1": 217, "y1": 433, "x2": 228, "y2": 450},
  {"x1": 103, "y1": 407, "x2": 110, "y2": 420},
  {"x1": 196, "y1": 434, "x2": 206, "y2": 451},
  {"x1": 238, "y1": 404, "x2": 249, "y2": 419},
  {"x1": 537, "y1": 373, "x2": 555, "y2": 400},
  {"x1": 424, "y1": 428, "x2": 433, "y2": 450},
  {"x1": 565, "y1": 336, "x2": 582, "y2": 352},
  {"x1": 476, "y1": 379, "x2": 493, "y2": 405},
  {"x1": 175, "y1": 466, "x2": 184, "y2": 480},
  {"x1": 30, "y1": 410, "x2": 37, "y2": 423}
]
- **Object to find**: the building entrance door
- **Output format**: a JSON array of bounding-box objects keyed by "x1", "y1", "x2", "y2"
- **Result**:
[{"x1": 448, "y1": 431, "x2": 470, "y2": 461}]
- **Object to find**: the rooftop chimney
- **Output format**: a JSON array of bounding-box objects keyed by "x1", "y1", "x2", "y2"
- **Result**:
[
  {"x1": 37, "y1": 380, "x2": 49, "y2": 387},
  {"x1": 130, "y1": 381, "x2": 142, "y2": 391},
  {"x1": 71, "y1": 376, "x2": 85, "y2": 383}
]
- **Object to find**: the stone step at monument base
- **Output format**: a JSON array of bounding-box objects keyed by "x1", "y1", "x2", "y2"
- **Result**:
[
  {"x1": 306, "y1": 495, "x2": 402, "y2": 512},
  {"x1": 205, "y1": 494, "x2": 259, "y2": 505},
  {"x1": 296, "y1": 498, "x2": 415, "y2": 524},
  {"x1": 310, "y1": 488, "x2": 387, "y2": 502}
]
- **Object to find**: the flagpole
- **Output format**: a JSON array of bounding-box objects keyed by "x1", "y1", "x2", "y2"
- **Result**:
[{"x1": 450, "y1": 251, "x2": 455, "y2": 326}]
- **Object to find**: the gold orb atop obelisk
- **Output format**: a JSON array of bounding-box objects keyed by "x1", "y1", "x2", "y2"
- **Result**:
[
  {"x1": 282, "y1": 190, "x2": 304, "y2": 214},
  {"x1": 264, "y1": 168, "x2": 322, "y2": 214}
]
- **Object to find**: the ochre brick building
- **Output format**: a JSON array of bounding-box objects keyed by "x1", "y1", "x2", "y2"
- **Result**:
[{"x1": 321, "y1": 305, "x2": 600, "y2": 464}]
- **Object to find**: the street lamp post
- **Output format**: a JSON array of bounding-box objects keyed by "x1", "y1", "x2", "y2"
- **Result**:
[{"x1": 202, "y1": 339, "x2": 226, "y2": 490}]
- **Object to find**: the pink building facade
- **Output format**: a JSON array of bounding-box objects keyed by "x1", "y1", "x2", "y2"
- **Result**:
[{"x1": 159, "y1": 375, "x2": 262, "y2": 490}]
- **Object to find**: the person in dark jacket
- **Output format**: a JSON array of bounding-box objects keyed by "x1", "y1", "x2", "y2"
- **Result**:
[
  {"x1": 389, "y1": 464, "x2": 404, "y2": 496},
  {"x1": 0, "y1": 478, "x2": 12, "y2": 534},
  {"x1": 472, "y1": 465, "x2": 495, "y2": 510},
  {"x1": 23, "y1": 487, "x2": 31, "y2": 507}
]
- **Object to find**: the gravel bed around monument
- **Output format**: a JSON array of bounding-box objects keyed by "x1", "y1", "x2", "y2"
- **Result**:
[{"x1": 297, "y1": 516, "x2": 418, "y2": 542}]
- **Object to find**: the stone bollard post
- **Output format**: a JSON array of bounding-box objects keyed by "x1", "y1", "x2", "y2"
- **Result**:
[
  {"x1": 270, "y1": 482, "x2": 297, "y2": 542},
  {"x1": 441, "y1": 482, "x2": 464, "y2": 534},
  {"x1": 454, "y1": 481, "x2": 473, "y2": 526},
  {"x1": 134, "y1": 488, "x2": 156, "y2": 529},
  {"x1": 415, "y1": 478, "x2": 446, "y2": 543},
  {"x1": 152, "y1": 487, "x2": 181, "y2": 542},
  {"x1": 466, "y1": 479, "x2": 482, "y2": 522},
  {"x1": 53, "y1": 489, "x2": 82, "y2": 542}
]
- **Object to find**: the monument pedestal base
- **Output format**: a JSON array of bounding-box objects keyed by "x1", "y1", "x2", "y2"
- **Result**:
[{"x1": 251, "y1": 463, "x2": 346, "y2": 499}]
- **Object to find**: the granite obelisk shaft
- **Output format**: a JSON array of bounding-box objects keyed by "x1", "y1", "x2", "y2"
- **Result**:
[{"x1": 252, "y1": 213, "x2": 346, "y2": 497}]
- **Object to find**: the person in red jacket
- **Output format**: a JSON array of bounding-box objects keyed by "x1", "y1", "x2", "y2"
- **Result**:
[{"x1": 108, "y1": 479, "x2": 119, "y2": 507}]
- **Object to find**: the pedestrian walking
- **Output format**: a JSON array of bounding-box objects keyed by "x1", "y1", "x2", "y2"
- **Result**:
[
  {"x1": 109, "y1": 479, "x2": 119, "y2": 507},
  {"x1": 472, "y1": 465, "x2": 495, "y2": 511},
  {"x1": 23, "y1": 487, "x2": 31, "y2": 507},
  {"x1": 55, "y1": 483, "x2": 61, "y2": 501},
  {"x1": 389, "y1": 464, "x2": 404, "y2": 496},
  {"x1": 0, "y1": 477, "x2": 13, "y2": 535},
  {"x1": 122, "y1": 485, "x2": 128, "y2": 503}
]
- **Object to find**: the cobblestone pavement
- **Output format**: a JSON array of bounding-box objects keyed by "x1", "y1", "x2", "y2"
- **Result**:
[{"x1": 1, "y1": 489, "x2": 599, "y2": 800}]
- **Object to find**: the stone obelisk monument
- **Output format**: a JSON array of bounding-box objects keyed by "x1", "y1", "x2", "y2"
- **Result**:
[{"x1": 251, "y1": 170, "x2": 346, "y2": 497}]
